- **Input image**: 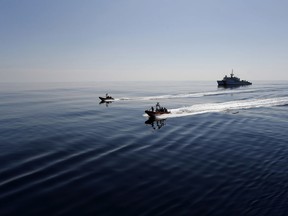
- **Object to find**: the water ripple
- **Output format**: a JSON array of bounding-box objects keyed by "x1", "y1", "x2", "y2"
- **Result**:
[{"x1": 1, "y1": 82, "x2": 288, "y2": 215}]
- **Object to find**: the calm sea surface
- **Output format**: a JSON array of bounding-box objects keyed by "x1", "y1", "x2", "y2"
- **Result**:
[{"x1": 1, "y1": 81, "x2": 288, "y2": 216}]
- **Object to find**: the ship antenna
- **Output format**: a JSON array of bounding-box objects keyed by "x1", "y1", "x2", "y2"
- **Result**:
[{"x1": 231, "y1": 69, "x2": 234, "y2": 77}]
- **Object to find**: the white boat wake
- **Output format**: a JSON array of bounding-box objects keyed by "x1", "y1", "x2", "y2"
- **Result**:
[
  {"x1": 119, "y1": 89, "x2": 257, "y2": 101},
  {"x1": 147, "y1": 97, "x2": 288, "y2": 119}
]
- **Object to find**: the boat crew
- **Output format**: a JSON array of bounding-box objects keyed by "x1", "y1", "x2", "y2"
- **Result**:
[{"x1": 156, "y1": 102, "x2": 161, "y2": 111}]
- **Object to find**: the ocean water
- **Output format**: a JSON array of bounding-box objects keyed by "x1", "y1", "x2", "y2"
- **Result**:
[{"x1": 1, "y1": 81, "x2": 288, "y2": 216}]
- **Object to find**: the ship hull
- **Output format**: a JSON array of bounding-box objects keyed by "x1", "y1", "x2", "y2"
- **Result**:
[{"x1": 217, "y1": 80, "x2": 252, "y2": 86}]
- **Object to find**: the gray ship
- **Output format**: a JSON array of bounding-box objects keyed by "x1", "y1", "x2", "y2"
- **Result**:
[{"x1": 217, "y1": 70, "x2": 252, "y2": 86}]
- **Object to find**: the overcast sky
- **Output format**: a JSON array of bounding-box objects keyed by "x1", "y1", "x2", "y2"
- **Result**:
[{"x1": 1, "y1": 0, "x2": 288, "y2": 82}]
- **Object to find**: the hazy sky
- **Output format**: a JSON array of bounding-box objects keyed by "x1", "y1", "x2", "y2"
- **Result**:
[{"x1": 1, "y1": 0, "x2": 288, "y2": 82}]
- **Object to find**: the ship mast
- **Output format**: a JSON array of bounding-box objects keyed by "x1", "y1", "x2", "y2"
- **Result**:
[{"x1": 230, "y1": 69, "x2": 234, "y2": 78}]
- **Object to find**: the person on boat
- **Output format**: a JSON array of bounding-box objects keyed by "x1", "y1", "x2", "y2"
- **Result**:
[
  {"x1": 151, "y1": 106, "x2": 154, "y2": 112},
  {"x1": 156, "y1": 102, "x2": 161, "y2": 111},
  {"x1": 106, "y1": 93, "x2": 112, "y2": 99}
]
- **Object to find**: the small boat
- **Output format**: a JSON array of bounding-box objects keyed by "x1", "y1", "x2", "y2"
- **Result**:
[
  {"x1": 217, "y1": 70, "x2": 252, "y2": 86},
  {"x1": 99, "y1": 96, "x2": 114, "y2": 101},
  {"x1": 99, "y1": 94, "x2": 114, "y2": 102},
  {"x1": 145, "y1": 102, "x2": 171, "y2": 118},
  {"x1": 145, "y1": 110, "x2": 171, "y2": 118}
]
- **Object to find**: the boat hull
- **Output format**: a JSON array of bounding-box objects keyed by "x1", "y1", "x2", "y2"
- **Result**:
[
  {"x1": 99, "y1": 96, "x2": 114, "y2": 102},
  {"x1": 145, "y1": 110, "x2": 171, "y2": 118}
]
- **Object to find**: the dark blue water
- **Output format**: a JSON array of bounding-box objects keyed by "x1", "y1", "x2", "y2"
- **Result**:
[{"x1": 1, "y1": 81, "x2": 288, "y2": 216}]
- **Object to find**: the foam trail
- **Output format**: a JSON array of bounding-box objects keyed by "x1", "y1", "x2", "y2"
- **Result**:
[
  {"x1": 151, "y1": 97, "x2": 288, "y2": 119},
  {"x1": 119, "y1": 89, "x2": 258, "y2": 101}
]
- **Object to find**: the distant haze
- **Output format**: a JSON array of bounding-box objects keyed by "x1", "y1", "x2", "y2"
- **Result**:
[{"x1": 1, "y1": 0, "x2": 288, "y2": 82}]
